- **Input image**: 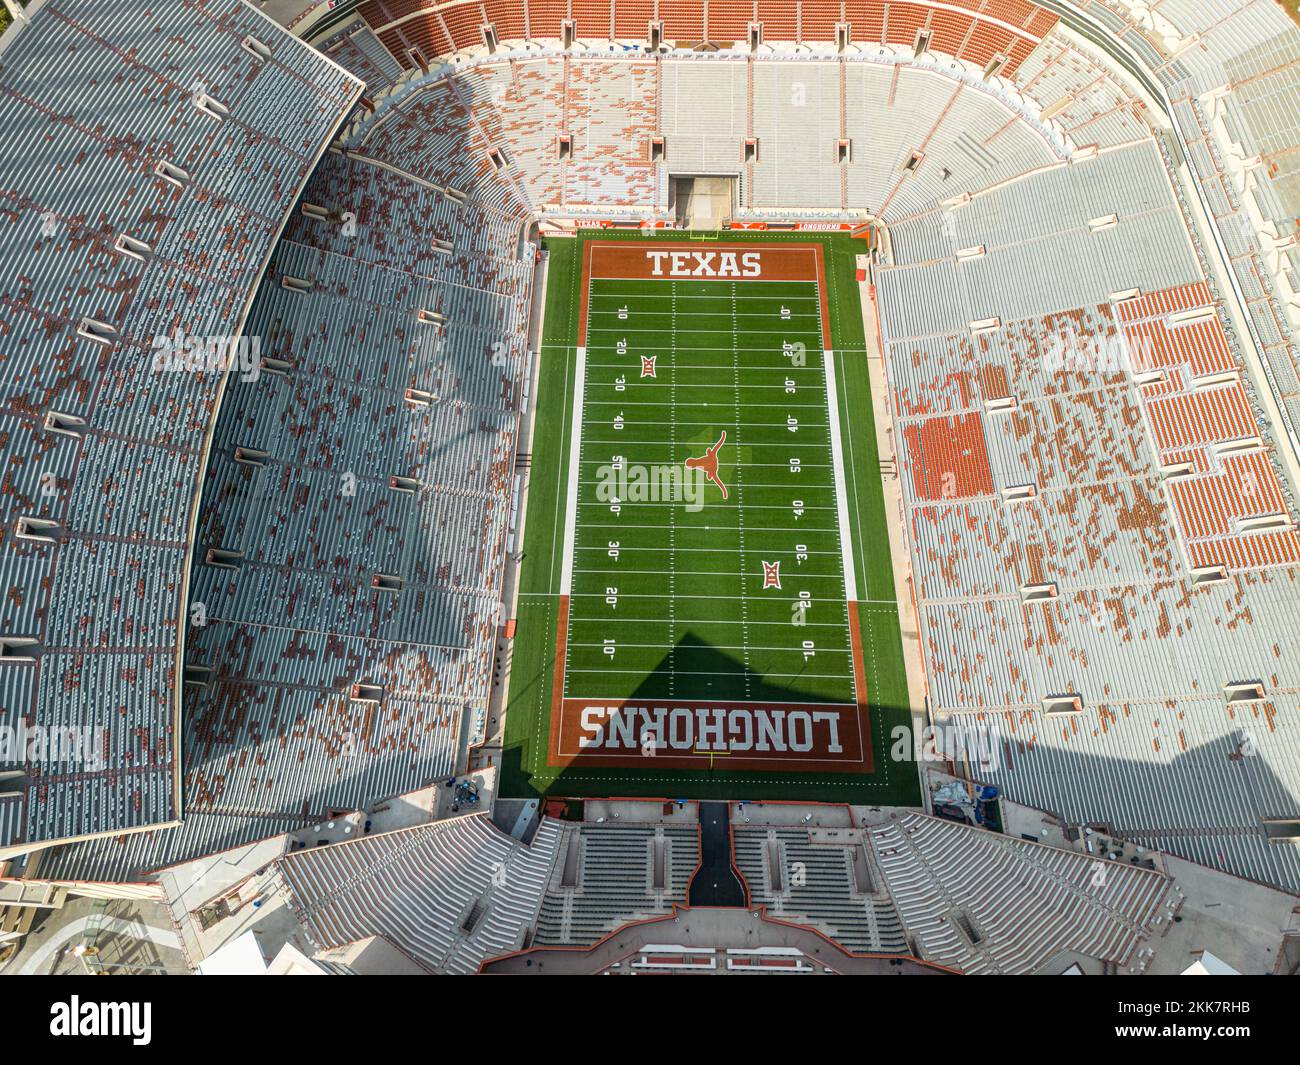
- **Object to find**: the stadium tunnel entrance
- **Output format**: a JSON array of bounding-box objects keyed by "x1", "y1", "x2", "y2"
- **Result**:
[
  {"x1": 688, "y1": 802, "x2": 747, "y2": 907},
  {"x1": 670, "y1": 175, "x2": 735, "y2": 229}
]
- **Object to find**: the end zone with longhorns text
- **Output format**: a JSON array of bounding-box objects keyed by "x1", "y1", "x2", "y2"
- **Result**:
[{"x1": 547, "y1": 241, "x2": 873, "y2": 774}]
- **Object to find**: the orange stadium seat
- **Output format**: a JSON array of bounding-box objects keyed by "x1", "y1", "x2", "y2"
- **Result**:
[
  {"x1": 706, "y1": 0, "x2": 752, "y2": 41},
  {"x1": 355, "y1": 0, "x2": 1056, "y2": 74},
  {"x1": 903, "y1": 413, "x2": 996, "y2": 502},
  {"x1": 613, "y1": 0, "x2": 658, "y2": 40}
]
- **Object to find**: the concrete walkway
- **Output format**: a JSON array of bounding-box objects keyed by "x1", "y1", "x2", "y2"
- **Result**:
[
  {"x1": 471, "y1": 250, "x2": 550, "y2": 774},
  {"x1": 859, "y1": 277, "x2": 931, "y2": 768},
  {"x1": 15, "y1": 914, "x2": 181, "y2": 975}
]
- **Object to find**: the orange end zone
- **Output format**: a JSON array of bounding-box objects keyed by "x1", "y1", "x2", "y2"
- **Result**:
[
  {"x1": 847, "y1": 601, "x2": 874, "y2": 773},
  {"x1": 578, "y1": 240, "x2": 832, "y2": 345},
  {"x1": 551, "y1": 595, "x2": 875, "y2": 774}
]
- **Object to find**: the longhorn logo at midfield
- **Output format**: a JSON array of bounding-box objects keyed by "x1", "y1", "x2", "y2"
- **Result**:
[{"x1": 684, "y1": 431, "x2": 728, "y2": 500}]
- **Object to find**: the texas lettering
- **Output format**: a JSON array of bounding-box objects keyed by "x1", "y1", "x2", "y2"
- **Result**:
[{"x1": 645, "y1": 249, "x2": 763, "y2": 278}]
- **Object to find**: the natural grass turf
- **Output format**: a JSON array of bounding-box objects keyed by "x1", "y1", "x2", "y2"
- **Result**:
[{"x1": 501, "y1": 231, "x2": 917, "y2": 805}]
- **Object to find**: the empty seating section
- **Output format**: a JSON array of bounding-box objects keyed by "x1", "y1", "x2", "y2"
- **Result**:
[
  {"x1": 1009, "y1": 32, "x2": 1149, "y2": 149},
  {"x1": 603, "y1": 0, "x2": 655, "y2": 39},
  {"x1": 733, "y1": 825, "x2": 908, "y2": 953},
  {"x1": 39, "y1": 147, "x2": 532, "y2": 880},
  {"x1": 1081, "y1": 0, "x2": 1300, "y2": 503},
  {"x1": 344, "y1": 51, "x2": 1074, "y2": 224},
  {"x1": 970, "y1": 689, "x2": 1300, "y2": 891},
  {"x1": 878, "y1": 138, "x2": 1300, "y2": 890},
  {"x1": 661, "y1": 61, "x2": 749, "y2": 175},
  {"x1": 0, "y1": 0, "x2": 360, "y2": 853},
  {"x1": 1102, "y1": 0, "x2": 1300, "y2": 228},
  {"x1": 320, "y1": 21, "x2": 407, "y2": 91},
  {"x1": 462, "y1": 63, "x2": 566, "y2": 207},
  {"x1": 881, "y1": 143, "x2": 1199, "y2": 329},
  {"x1": 349, "y1": 79, "x2": 532, "y2": 213},
  {"x1": 870, "y1": 72, "x2": 1064, "y2": 219},
  {"x1": 902, "y1": 413, "x2": 995, "y2": 501},
  {"x1": 325, "y1": 1, "x2": 1069, "y2": 222},
  {"x1": 178, "y1": 150, "x2": 530, "y2": 824},
  {"x1": 279, "y1": 814, "x2": 563, "y2": 973},
  {"x1": 750, "y1": 63, "x2": 844, "y2": 209},
  {"x1": 1116, "y1": 283, "x2": 1235, "y2": 378},
  {"x1": 358, "y1": 0, "x2": 454, "y2": 65},
  {"x1": 461, "y1": 59, "x2": 661, "y2": 209},
  {"x1": 1116, "y1": 286, "x2": 1300, "y2": 570},
  {"x1": 565, "y1": 60, "x2": 660, "y2": 205},
  {"x1": 355, "y1": 0, "x2": 1054, "y2": 75},
  {"x1": 534, "y1": 822, "x2": 699, "y2": 945},
  {"x1": 869, "y1": 814, "x2": 1177, "y2": 974}
]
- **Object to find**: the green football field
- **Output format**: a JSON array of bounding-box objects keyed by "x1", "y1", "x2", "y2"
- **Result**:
[
  {"x1": 569, "y1": 274, "x2": 856, "y2": 704},
  {"x1": 501, "y1": 231, "x2": 917, "y2": 804}
]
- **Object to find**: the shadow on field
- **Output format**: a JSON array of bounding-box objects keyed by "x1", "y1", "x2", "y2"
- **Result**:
[{"x1": 499, "y1": 630, "x2": 912, "y2": 803}]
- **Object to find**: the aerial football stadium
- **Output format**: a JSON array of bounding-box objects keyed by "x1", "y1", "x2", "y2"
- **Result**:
[{"x1": 0, "y1": 0, "x2": 1298, "y2": 983}]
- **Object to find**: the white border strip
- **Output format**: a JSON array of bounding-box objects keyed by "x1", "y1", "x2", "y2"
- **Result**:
[
  {"x1": 559, "y1": 345, "x2": 587, "y2": 595},
  {"x1": 823, "y1": 350, "x2": 858, "y2": 603}
]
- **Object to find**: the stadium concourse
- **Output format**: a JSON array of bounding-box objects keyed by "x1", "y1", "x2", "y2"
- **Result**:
[{"x1": 0, "y1": 0, "x2": 1298, "y2": 976}]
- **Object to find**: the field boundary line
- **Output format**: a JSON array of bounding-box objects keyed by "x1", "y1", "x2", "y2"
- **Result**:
[{"x1": 824, "y1": 350, "x2": 858, "y2": 603}]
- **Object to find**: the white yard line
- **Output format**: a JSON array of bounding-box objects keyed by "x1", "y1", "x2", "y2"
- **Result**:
[
  {"x1": 583, "y1": 437, "x2": 836, "y2": 447},
  {"x1": 574, "y1": 544, "x2": 841, "y2": 554},
  {"x1": 573, "y1": 478, "x2": 837, "y2": 490},
  {"x1": 575, "y1": 567, "x2": 847, "y2": 579},
  {"x1": 590, "y1": 399, "x2": 830, "y2": 409},
  {"x1": 568, "y1": 615, "x2": 849, "y2": 629},
  {"x1": 569, "y1": 641, "x2": 854, "y2": 654},
  {"x1": 580, "y1": 375, "x2": 829, "y2": 390},
  {"x1": 564, "y1": 667, "x2": 853, "y2": 680},
  {"x1": 578, "y1": 521, "x2": 840, "y2": 534},
  {"x1": 590, "y1": 290, "x2": 820, "y2": 300},
  {"x1": 824, "y1": 349, "x2": 859, "y2": 604},
  {"x1": 595, "y1": 309, "x2": 821, "y2": 319},
  {"x1": 588, "y1": 351, "x2": 834, "y2": 361},
  {"x1": 558, "y1": 344, "x2": 587, "y2": 597},
  {"x1": 577, "y1": 501, "x2": 839, "y2": 512}
]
